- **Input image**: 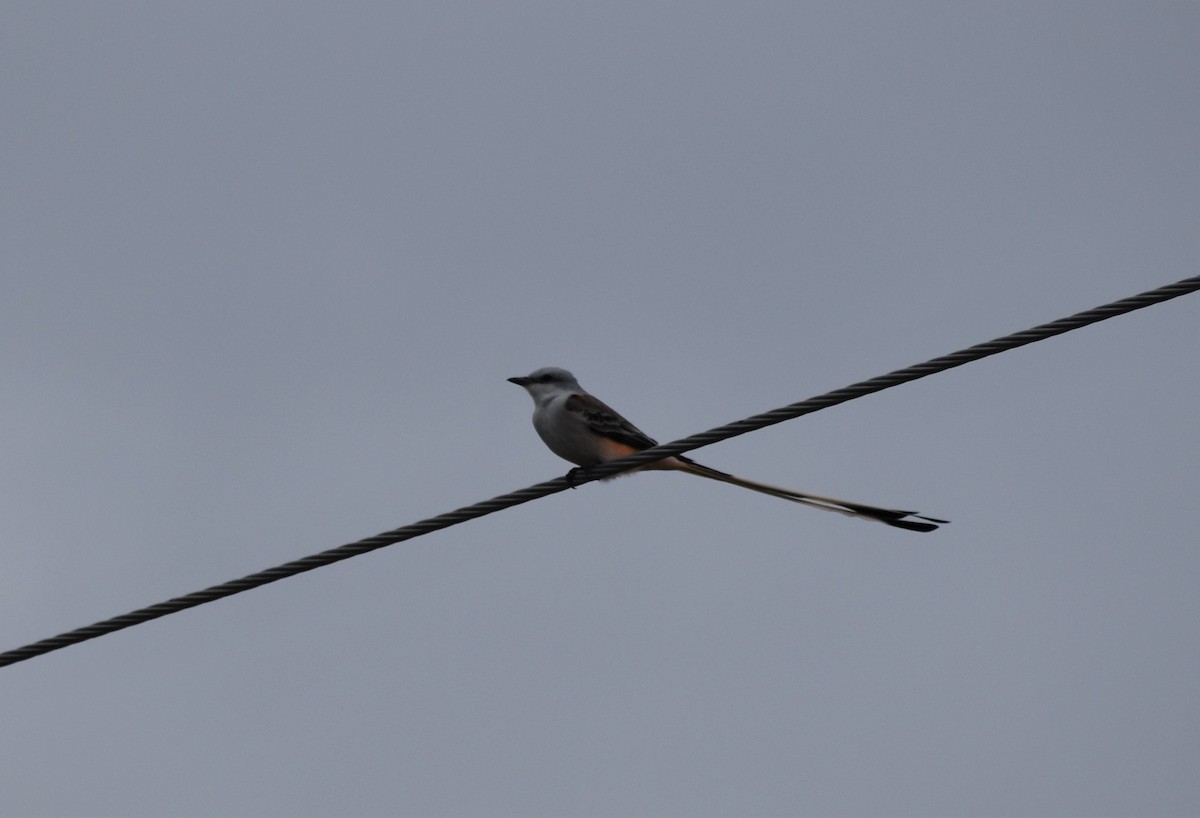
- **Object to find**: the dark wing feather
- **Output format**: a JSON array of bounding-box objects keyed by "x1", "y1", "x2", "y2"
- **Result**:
[{"x1": 566, "y1": 393, "x2": 659, "y2": 451}]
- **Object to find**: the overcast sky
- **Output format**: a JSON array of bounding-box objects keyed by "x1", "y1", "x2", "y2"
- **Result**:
[{"x1": 2, "y1": 3, "x2": 1198, "y2": 816}]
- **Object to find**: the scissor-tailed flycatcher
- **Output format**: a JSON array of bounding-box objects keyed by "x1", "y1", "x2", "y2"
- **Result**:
[{"x1": 509, "y1": 367, "x2": 947, "y2": 532}]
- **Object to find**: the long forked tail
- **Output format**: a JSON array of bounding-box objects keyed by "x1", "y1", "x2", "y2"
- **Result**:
[{"x1": 675, "y1": 458, "x2": 948, "y2": 533}]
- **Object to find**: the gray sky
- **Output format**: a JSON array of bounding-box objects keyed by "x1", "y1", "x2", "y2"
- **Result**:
[{"x1": 2, "y1": 3, "x2": 1198, "y2": 816}]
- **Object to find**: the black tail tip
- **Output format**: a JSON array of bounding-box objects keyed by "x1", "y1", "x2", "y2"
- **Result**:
[{"x1": 884, "y1": 517, "x2": 946, "y2": 533}]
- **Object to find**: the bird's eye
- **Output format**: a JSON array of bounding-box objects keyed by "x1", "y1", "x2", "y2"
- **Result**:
[{"x1": 538, "y1": 374, "x2": 553, "y2": 382}]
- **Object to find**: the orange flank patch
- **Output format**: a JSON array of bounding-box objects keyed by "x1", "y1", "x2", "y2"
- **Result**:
[
  {"x1": 596, "y1": 437, "x2": 641, "y2": 462},
  {"x1": 596, "y1": 436, "x2": 679, "y2": 471}
]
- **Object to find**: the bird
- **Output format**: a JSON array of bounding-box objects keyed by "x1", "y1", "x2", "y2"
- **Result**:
[{"x1": 508, "y1": 367, "x2": 947, "y2": 532}]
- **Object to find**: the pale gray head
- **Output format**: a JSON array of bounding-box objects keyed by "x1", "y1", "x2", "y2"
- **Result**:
[{"x1": 507, "y1": 367, "x2": 582, "y2": 401}]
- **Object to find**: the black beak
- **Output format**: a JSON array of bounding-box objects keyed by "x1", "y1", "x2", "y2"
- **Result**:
[{"x1": 507, "y1": 376, "x2": 529, "y2": 386}]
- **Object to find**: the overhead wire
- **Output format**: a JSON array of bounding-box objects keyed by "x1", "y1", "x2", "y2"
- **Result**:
[{"x1": 1, "y1": 274, "x2": 1197, "y2": 669}]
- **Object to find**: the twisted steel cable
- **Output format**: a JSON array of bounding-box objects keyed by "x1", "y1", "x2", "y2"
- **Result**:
[{"x1": 2, "y1": 275, "x2": 1196, "y2": 668}]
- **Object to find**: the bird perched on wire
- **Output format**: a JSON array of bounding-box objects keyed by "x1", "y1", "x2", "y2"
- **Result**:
[{"x1": 509, "y1": 367, "x2": 947, "y2": 532}]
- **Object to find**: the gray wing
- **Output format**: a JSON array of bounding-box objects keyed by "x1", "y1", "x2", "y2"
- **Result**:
[{"x1": 566, "y1": 392, "x2": 659, "y2": 451}]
